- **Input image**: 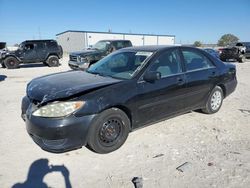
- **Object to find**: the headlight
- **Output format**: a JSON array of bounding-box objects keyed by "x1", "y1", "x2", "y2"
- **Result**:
[
  {"x1": 80, "y1": 57, "x2": 87, "y2": 62},
  {"x1": 77, "y1": 56, "x2": 81, "y2": 62},
  {"x1": 33, "y1": 101, "x2": 85, "y2": 118}
]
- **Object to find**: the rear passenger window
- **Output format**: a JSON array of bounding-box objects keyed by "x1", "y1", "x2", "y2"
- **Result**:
[
  {"x1": 36, "y1": 42, "x2": 45, "y2": 50},
  {"x1": 46, "y1": 41, "x2": 57, "y2": 48},
  {"x1": 149, "y1": 49, "x2": 182, "y2": 77},
  {"x1": 182, "y1": 49, "x2": 214, "y2": 71}
]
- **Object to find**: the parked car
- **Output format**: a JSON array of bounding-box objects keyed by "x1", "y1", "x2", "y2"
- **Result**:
[
  {"x1": 0, "y1": 42, "x2": 7, "y2": 63},
  {"x1": 219, "y1": 42, "x2": 250, "y2": 62},
  {"x1": 0, "y1": 40, "x2": 63, "y2": 69},
  {"x1": 68, "y1": 40, "x2": 132, "y2": 70},
  {"x1": 203, "y1": 48, "x2": 220, "y2": 59},
  {"x1": 22, "y1": 46, "x2": 237, "y2": 154},
  {"x1": 0, "y1": 42, "x2": 6, "y2": 50}
]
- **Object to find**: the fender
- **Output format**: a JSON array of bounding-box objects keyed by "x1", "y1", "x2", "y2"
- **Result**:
[{"x1": 3, "y1": 54, "x2": 22, "y2": 62}]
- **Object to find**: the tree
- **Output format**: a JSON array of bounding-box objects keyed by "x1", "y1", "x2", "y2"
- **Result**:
[
  {"x1": 217, "y1": 34, "x2": 239, "y2": 46},
  {"x1": 193, "y1": 41, "x2": 202, "y2": 47}
]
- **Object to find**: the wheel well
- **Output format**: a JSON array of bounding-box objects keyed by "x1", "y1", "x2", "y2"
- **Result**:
[
  {"x1": 46, "y1": 54, "x2": 59, "y2": 60},
  {"x1": 112, "y1": 105, "x2": 133, "y2": 131},
  {"x1": 217, "y1": 84, "x2": 226, "y2": 97},
  {"x1": 4, "y1": 55, "x2": 20, "y2": 62}
]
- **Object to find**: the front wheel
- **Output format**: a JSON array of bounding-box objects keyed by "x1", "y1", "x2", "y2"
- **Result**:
[
  {"x1": 87, "y1": 108, "x2": 130, "y2": 154},
  {"x1": 202, "y1": 86, "x2": 224, "y2": 114},
  {"x1": 46, "y1": 55, "x2": 60, "y2": 67},
  {"x1": 4, "y1": 57, "x2": 19, "y2": 69}
]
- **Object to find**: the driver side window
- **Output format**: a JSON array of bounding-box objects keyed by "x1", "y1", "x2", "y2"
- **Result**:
[
  {"x1": 148, "y1": 49, "x2": 182, "y2": 77},
  {"x1": 182, "y1": 49, "x2": 214, "y2": 71},
  {"x1": 24, "y1": 44, "x2": 34, "y2": 51}
]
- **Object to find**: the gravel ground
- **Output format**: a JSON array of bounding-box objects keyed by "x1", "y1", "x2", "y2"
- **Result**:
[{"x1": 0, "y1": 57, "x2": 249, "y2": 188}]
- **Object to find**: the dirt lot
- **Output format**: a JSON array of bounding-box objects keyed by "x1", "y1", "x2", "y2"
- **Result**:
[{"x1": 0, "y1": 57, "x2": 249, "y2": 188}]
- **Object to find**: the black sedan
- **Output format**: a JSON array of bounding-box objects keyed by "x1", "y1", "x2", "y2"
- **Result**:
[{"x1": 21, "y1": 46, "x2": 237, "y2": 154}]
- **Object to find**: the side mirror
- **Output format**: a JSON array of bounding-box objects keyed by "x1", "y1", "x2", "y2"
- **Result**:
[{"x1": 143, "y1": 71, "x2": 161, "y2": 82}]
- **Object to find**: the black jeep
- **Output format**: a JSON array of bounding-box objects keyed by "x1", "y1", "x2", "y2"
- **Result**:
[
  {"x1": 68, "y1": 40, "x2": 132, "y2": 70},
  {"x1": 0, "y1": 40, "x2": 63, "y2": 69}
]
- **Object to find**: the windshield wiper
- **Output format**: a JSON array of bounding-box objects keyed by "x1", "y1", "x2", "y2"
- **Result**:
[{"x1": 86, "y1": 70, "x2": 107, "y2": 77}]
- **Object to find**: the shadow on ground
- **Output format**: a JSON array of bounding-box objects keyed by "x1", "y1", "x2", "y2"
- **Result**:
[
  {"x1": 0, "y1": 75, "x2": 7, "y2": 81},
  {"x1": 19, "y1": 63, "x2": 47, "y2": 69},
  {"x1": 12, "y1": 158, "x2": 72, "y2": 188}
]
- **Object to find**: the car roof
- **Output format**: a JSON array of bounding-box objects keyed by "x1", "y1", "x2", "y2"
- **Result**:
[
  {"x1": 120, "y1": 45, "x2": 193, "y2": 52},
  {"x1": 23, "y1": 40, "x2": 56, "y2": 43}
]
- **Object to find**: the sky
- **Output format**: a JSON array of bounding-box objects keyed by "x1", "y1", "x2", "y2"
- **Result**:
[{"x1": 0, "y1": 0, "x2": 249, "y2": 45}]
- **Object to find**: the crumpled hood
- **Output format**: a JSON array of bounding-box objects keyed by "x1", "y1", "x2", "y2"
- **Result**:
[
  {"x1": 70, "y1": 49, "x2": 101, "y2": 57},
  {"x1": 27, "y1": 71, "x2": 121, "y2": 104}
]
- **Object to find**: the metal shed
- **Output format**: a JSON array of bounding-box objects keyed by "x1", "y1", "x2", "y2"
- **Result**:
[{"x1": 56, "y1": 30, "x2": 175, "y2": 53}]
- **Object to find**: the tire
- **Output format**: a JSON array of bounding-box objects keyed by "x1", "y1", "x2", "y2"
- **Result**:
[
  {"x1": 46, "y1": 55, "x2": 59, "y2": 67},
  {"x1": 238, "y1": 55, "x2": 246, "y2": 63},
  {"x1": 202, "y1": 86, "x2": 224, "y2": 114},
  {"x1": 88, "y1": 61, "x2": 96, "y2": 68},
  {"x1": 1, "y1": 62, "x2": 6, "y2": 68},
  {"x1": 4, "y1": 57, "x2": 19, "y2": 69},
  {"x1": 87, "y1": 108, "x2": 130, "y2": 154}
]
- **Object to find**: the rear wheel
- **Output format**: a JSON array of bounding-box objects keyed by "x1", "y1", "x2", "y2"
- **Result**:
[
  {"x1": 4, "y1": 57, "x2": 19, "y2": 69},
  {"x1": 202, "y1": 86, "x2": 223, "y2": 114},
  {"x1": 238, "y1": 55, "x2": 245, "y2": 63},
  {"x1": 87, "y1": 108, "x2": 130, "y2": 154},
  {"x1": 46, "y1": 55, "x2": 59, "y2": 67}
]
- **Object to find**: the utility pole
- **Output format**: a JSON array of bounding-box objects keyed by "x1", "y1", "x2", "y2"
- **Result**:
[{"x1": 38, "y1": 27, "x2": 41, "y2": 39}]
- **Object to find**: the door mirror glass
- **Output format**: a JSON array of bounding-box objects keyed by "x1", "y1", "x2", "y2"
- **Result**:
[{"x1": 143, "y1": 71, "x2": 161, "y2": 82}]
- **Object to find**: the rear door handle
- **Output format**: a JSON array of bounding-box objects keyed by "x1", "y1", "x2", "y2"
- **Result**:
[
  {"x1": 177, "y1": 77, "x2": 185, "y2": 85},
  {"x1": 209, "y1": 71, "x2": 216, "y2": 78}
]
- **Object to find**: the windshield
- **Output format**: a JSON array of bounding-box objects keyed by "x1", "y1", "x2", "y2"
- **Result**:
[
  {"x1": 87, "y1": 51, "x2": 153, "y2": 80},
  {"x1": 18, "y1": 42, "x2": 25, "y2": 49},
  {"x1": 92, "y1": 41, "x2": 110, "y2": 50}
]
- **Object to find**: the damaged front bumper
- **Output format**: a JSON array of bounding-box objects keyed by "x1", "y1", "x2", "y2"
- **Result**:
[
  {"x1": 68, "y1": 60, "x2": 89, "y2": 70},
  {"x1": 21, "y1": 96, "x2": 96, "y2": 153}
]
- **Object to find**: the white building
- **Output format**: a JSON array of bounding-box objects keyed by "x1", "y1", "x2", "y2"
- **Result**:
[{"x1": 56, "y1": 30, "x2": 175, "y2": 52}]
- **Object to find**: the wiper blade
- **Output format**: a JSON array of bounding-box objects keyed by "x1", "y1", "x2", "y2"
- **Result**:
[{"x1": 86, "y1": 70, "x2": 107, "y2": 77}]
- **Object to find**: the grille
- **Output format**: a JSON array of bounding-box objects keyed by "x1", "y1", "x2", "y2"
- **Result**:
[{"x1": 69, "y1": 55, "x2": 78, "y2": 62}]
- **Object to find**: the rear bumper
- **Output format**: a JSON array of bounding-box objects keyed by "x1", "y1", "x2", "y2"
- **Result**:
[
  {"x1": 224, "y1": 78, "x2": 237, "y2": 98},
  {"x1": 220, "y1": 55, "x2": 238, "y2": 61}
]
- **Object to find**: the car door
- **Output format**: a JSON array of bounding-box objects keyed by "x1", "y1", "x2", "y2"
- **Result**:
[
  {"x1": 180, "y1": 47, "x2": 218, "y2": 110},
  {"x1": 36, "y1": 42, "x2": 47, "y2": 61},
  {"x1": 22, "y1": 43, "x2": 38, "y2": 62},
  {"x1": 136, "y1": 48, "x2": 186, "y2": 127}
]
